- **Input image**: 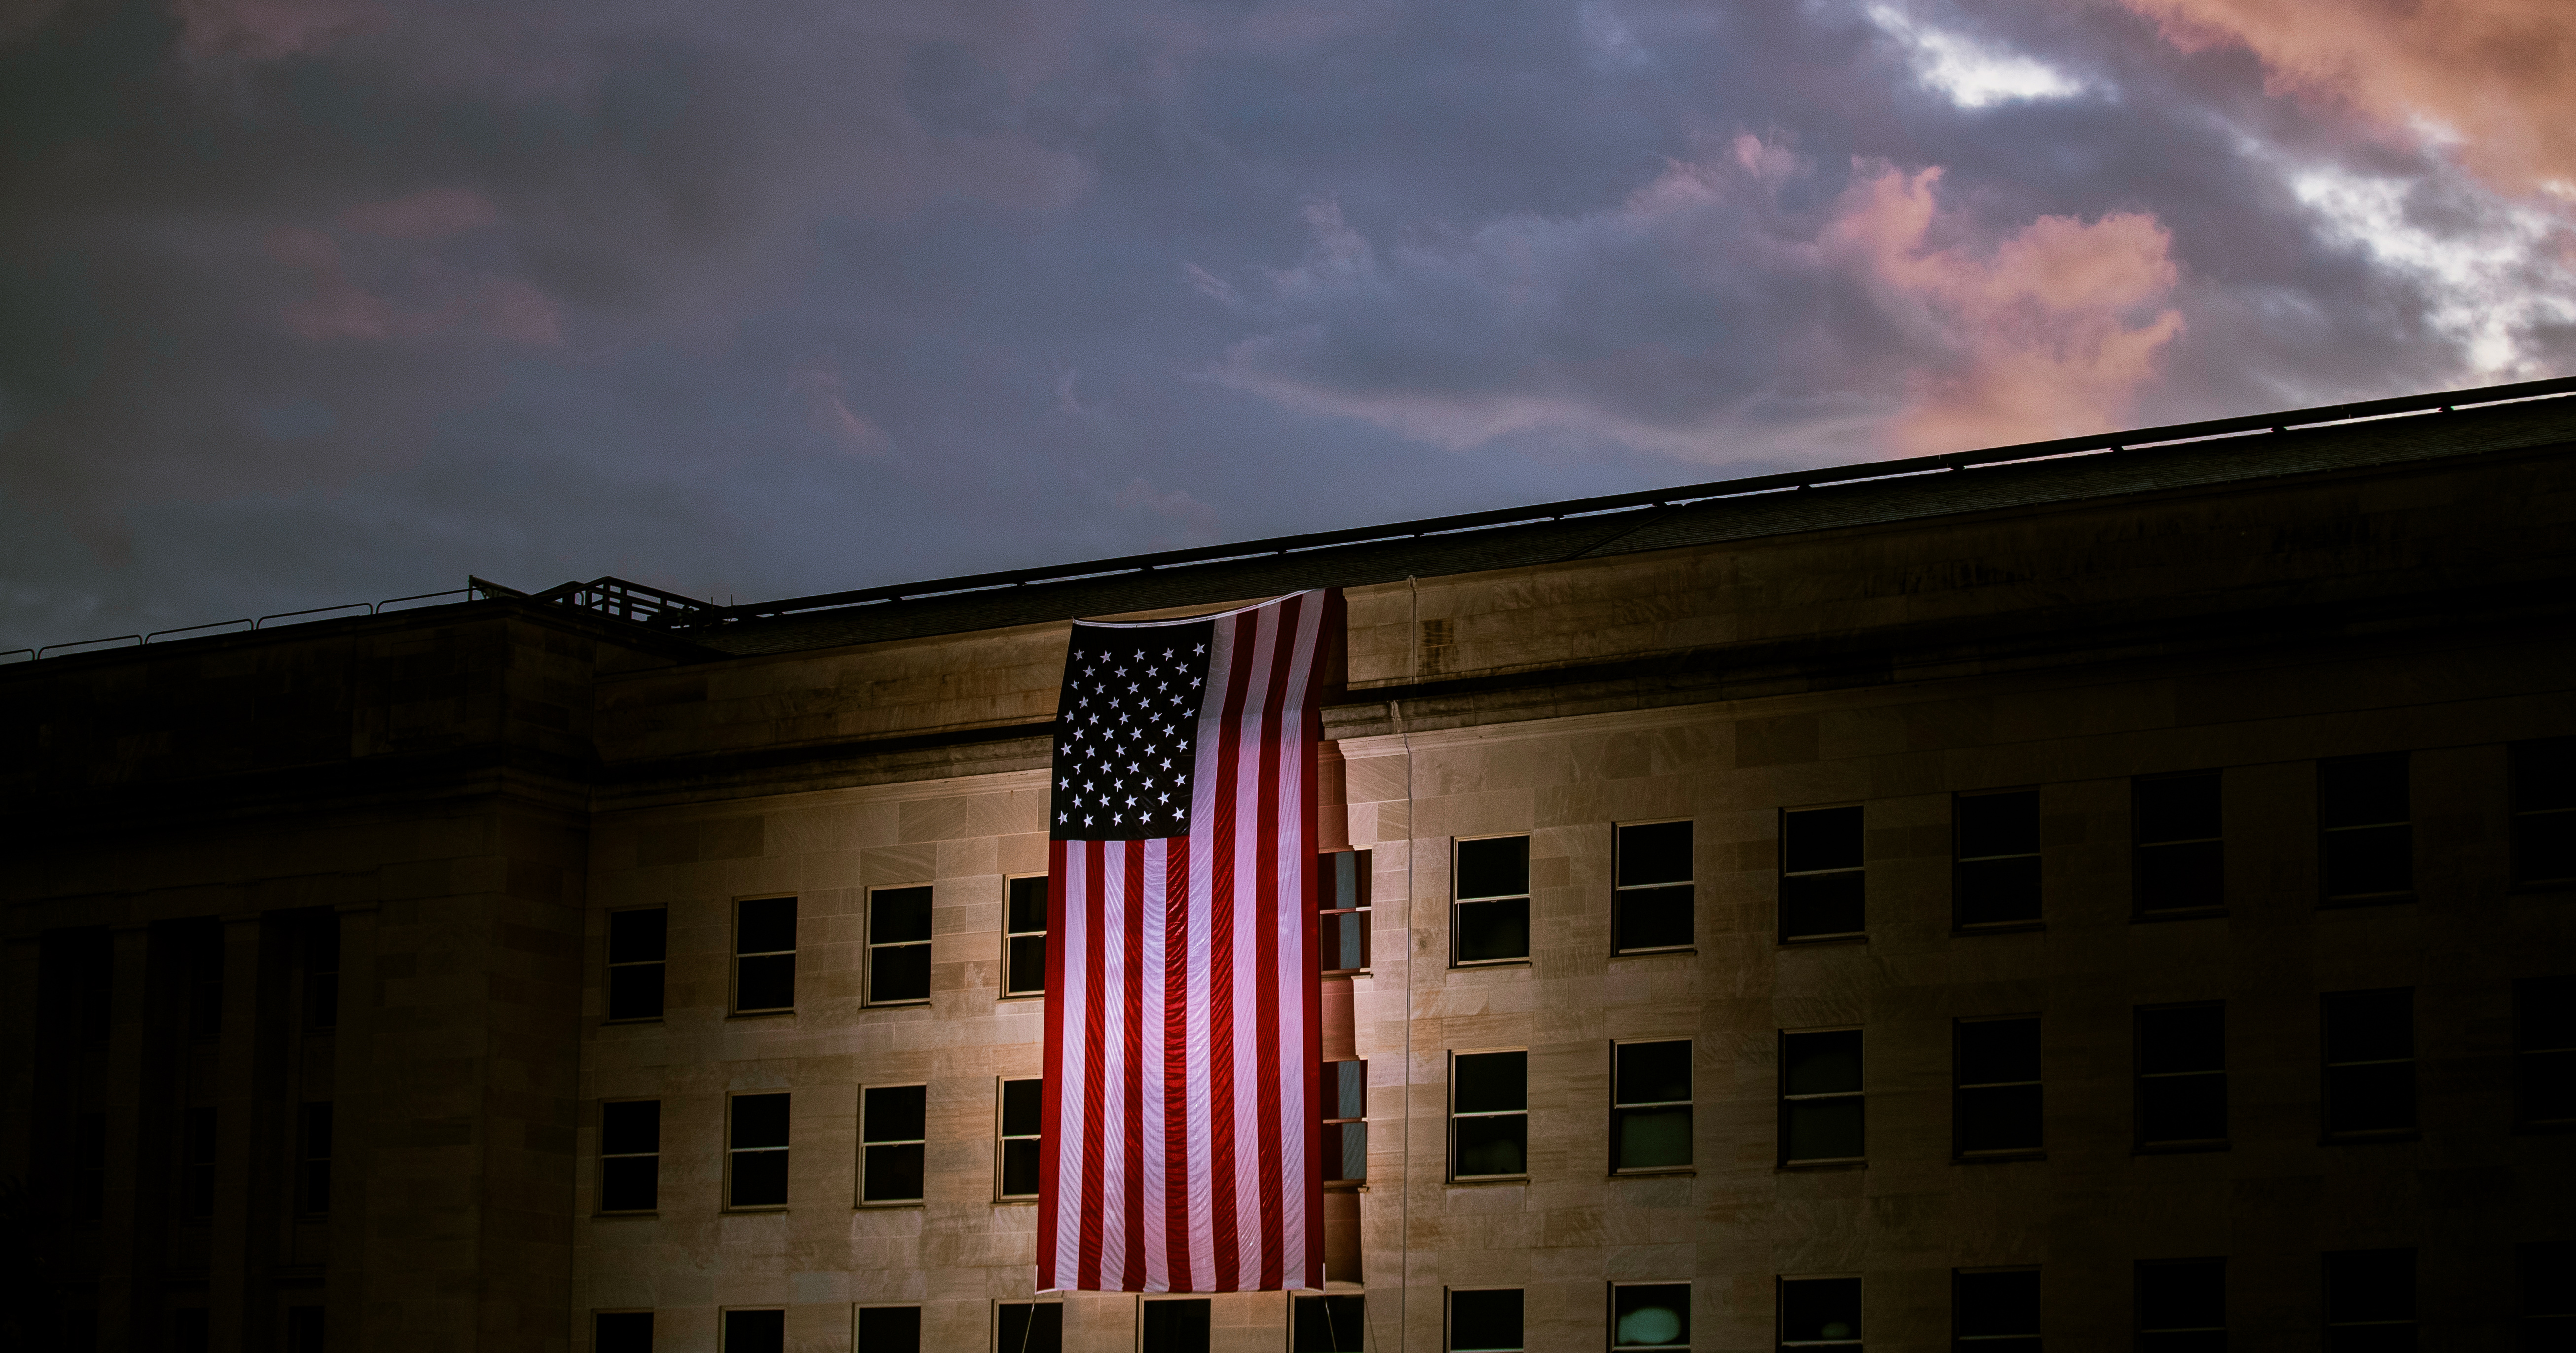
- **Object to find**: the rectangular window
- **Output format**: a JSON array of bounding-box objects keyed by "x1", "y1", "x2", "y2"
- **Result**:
[
  {"x1": 1449, "y1": 1288, "x2": 1523, "y2": 1352},
  {"x1": 172, "y1": 1307, "x2": 208, "y2": 1353},
  {"x1": 2135, "y1": 1259, "x2": 2224, "y2": 1353},
  {"x1": 284, "y1": 1308, "x2": 323, "y2": 1353},
  {"x1": 1454, "y1": 837, "x2": 1530, "y2": 965},
  {"x1": 1778, "y1": 1276, "x2": 1861, "y2": 1349},
  {"x1": 1292, "y1": 1295, "x2": 1366, "y2": 1353},
  {"x1": 998, "y1": 1079, "x2": 1042, "y2": 1199},
  {"x1": 860, "y1": 1084, "x2": 927, "y2": 1204},
  {"x1": 1319, "y1": 850, "x2": 1373, "y2": 974},
  {"x1": 295, "y1": 1102, "x2": 332, "y2": 1215},
  {"x1": 2516, "y1": 975, "x2": 2576, "y2": 1130},
  {"x1": 1140, "y1": 1298, "x2": 1212, "y2": 1353},
  {"x1": 2513, "y1": 737, "x2": 2576, "y2": 887},
  {"x1": 1781, "y1": 807, "x2": 1864, "y2": 941},
  {"x1": 186, "y1": 934, "x2": 224, "y2": 1043},
  {"x1": 2136, "y1": 1005, "x2": 2227, "y2": 1150},
  {"x1": 1613, "y1": 1282, "x2": 1690, "y2": 1351},
  {"x1": 2134, "y1": 772, "x2": 2224, "y2": 918},
  {"x1": 302, "y1": 916, "x2": 340, "y2": 1030},
  {"x1": 1612, "y1": 1040, "x2": 1692, "y2": 1173},
  {"x1": 854, "y1": 1305, "x2": 920, "y2": 1353},
  {"x1": 722, "y1": 1309, "x2": 785, "y2": 1353},
  {"x1": 1955, "y1": 1018, "x2": 2042, "y2": 1157},
  {"x1": 1780, "y1": 1030, "x2": 1864, "y2": 1165},
  {"x1": 72, "y1": 1111, "x2": 104, "y2": 1221},
  {"x1": 733, "y1": 898, "x2": 797, "y2": 1014},
  {"x1": 996, "y1": 1302, "x2": 1063, "y2": 1353},
  {"x1": 595, "y1": 1312, "x2": 654, "y2": 1353},
  {"x1": 2321, "y1": 990, "x2": 2415, "y2": 1139},
  {"x1": 868, "y1": 886, "x2": 933, "y2": 1006},
  {"x1": 1323, "y1": 1060, "x2": 1367, "y2": 1184},
  {"x1": 2322, "y1": 1249, "x2": 2414, "y2": 1353},
  {"x1": 1450, "y1": 1050, "x2": 1528, "y2": 1180},
  {"x1": 607, "y1": 908, "x2": 667, "y2": 1022},
  {"x1": 599, "y1": 1099, "x2": 661, "y2": 1212},
  {"x1": 1004, "y1": 876, "x2": 1047, "y2": 997},
  {"x1": 1955, "y1": 791, "x2": 2042, "y2": 929},
  {"x1": 2319, "y1": 754, "x2": 2412, "y2": 903},
  {"x1": 181, "y1": 1106, "x2": 217, "y2": 1219},
  {"x1": 1616, "y1": 821, "x2": 1694, "y2": 953},
  {"x1": 726, "y1": 1092, "x2": 789, "y2": 1210},
  {"x1": 2521, "y1": 1242, "x2": 2575, "y2": 1346},
  {"x1": 1954, "y1": 1269, "x2": 2040, "y2": 1352}
]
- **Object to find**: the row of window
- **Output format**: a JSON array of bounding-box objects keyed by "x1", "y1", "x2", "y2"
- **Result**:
[
  {"x1": 589, "y1": 1246, "x2": 2576, "y2": 1353},
  {"x1": 62, "y1": 1101, "x2": 335, "y2": 1224},
  {"x1": 600, "y1": 742, "x2": 2576, "y2": 1021},
  {"x1": 592, "y1": 976, "x2": 2575, "y2": 1211}
]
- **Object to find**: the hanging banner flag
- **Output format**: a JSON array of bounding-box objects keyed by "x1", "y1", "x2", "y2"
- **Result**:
[{"x1": 1037, "y1": 588, "x2": 1340, "y2": 1294}]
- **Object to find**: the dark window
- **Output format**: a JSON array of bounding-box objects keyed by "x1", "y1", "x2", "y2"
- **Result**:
[
  {"x1": 2136, "y1": 1259, "x2": 2225, "y2": 1353},
  {"x1": 1449, "y1": 1289, "x2": 1523, "y2": 1352},
  {"x1": 2319, "y1": 755, "x2": 2412, "y2": 902},
  {"x1": 2134, "y1": 772, "x2": 2224, "y2": 918},
  {"x1": 303, "y1": 916, "x2": 340, "y2": 1030},
  {"x1": 1616, "y1": 822, "x2": 1695, "y2": 952},
  {"x1": 1782, "y1": 808, "x2": 1865, "y2": 940},
  {"x1": 1955, "y1": 792, "x2": 2042, "y2": 928},
  {"x1": 1293, "y1": 1295, "x2": 1366, "y2": 1353},
  {"x1": 1451, "y1": 1051, "x2": 1528, "y2": 1179},
  {"x1": 1955, "y1": 1269, "x2": 2040, "y2": 1352},
  {"x1": 1454, "y1": 838, "x2": 1531, "y2": 965},
  {"x1": 2518, "y1": 976, "x2": 2576, "y2": 1129},
  {"x1": 181, "y1": 1106, "x2": 217, "y2": 1219},
  {"x1": 2322, "y1": 990, "x2": 2415, "y2": 1138},
  {"x1": 1613, "y1": 1282, "x2": 1690, "y2": 1350},
  {"x1": 861, "y1": 1085, "x2": 927, "y2": 1204},
  {"x1": 727, "y1": 1093, "x2": 790, "y2": 1209},
  {"x1": 2323, "y1": 1249, "x2": 2414, "y2": 1353},
  {"x1": 997, "y1": 1303, "x2": 1063, "y2": 1353},
  {"x1": 1778, "y1": 1276, "x2": 1861, "y2": 1349},
  {"x1": 999, "y1": 1079, "x2": 1042, "y2": 1198},
  {"x1": 722, "y1": 1309, "x2": 785, "y2": 1353},
  {"x1": 1323, "y1": 1060, "x2": 1367, "y2": 1184},
  {"x1": 1613, "y1": 1041, "x2": 1692, "y2": 1173},
  {"x1": 2136, "y1": 1005, "x2": 2227, "y2": 1150},
  {"x1": 1319, "y1": 851, "x2": 1372, "y2": 974},
  {"x1": 1141, "y1": 1299, "x2": 1212, "y2": 1353},
  {"x1": 295, "y1": 1102, "x2": 333, "y2": 1214},
  {"x1": 595, "y1": 1312, "x2": 654, "y2": 1353},
  {"x1": 607, "y1": 909, "x2": 667, "y2": 1022},
  {"x1": 284, "y1": 1307, "x2": 323, "y2": 1353},
  {"x1": 854, "y1": 1306, "x2": 919, "y2": 1353},
  {"x1": 1004, "y1": 877, "x2": 1048, "y2": 997},
  {"x1": 600, "y1": 1100, "x2": 660, "y2": 1212},
  {"x1": 2512, "y1": 737, "x2": 2576, "y2": 887},
  {"x1": 1955, "y1": 1019, "x2": 2042, "y2": 1156},
  {"x1": 71, "y1": 1111, "x2": 105, "y2": 1221},
  {"x1": 734, "y1": 898, "x2": 797, "y2": 1014},
  {"x1": 186, "y1": 933, "x2": 224, "y2": 1043},
  {"x1": 2521, "y1": 1242, "x2": 2575, "y2": 1347},
  {"x1": 171, "y1": 1308, "x2": 209, "y2": 1353},
  {"x1": 1781, "y1": 1031, "x2": 1864, "y2": 1165},
  {"x1": 868, "y1": 887, "x2": 932, "y2": 1005}
]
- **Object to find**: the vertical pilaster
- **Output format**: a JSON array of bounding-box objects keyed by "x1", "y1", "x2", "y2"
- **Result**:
[
  {"x1": 327, "y1": 903, "x2": 378, "y2": 1352},
  {"x1": 100, "y1": 922, "x2": 155, "y2": 1353}
]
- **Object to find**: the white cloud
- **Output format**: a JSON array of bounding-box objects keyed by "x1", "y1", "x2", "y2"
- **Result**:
[{"x1": 1865, "y1": 4, "x2": 2086, "y2": 109}]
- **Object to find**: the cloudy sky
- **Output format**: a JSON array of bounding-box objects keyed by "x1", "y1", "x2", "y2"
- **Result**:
[{"x1": 3, "y1": 0, "x2": 2571, "y2": 649}]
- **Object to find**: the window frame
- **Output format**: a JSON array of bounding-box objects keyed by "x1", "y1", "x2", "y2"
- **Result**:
[
  {"x1": 604, "y1": 905, "x2": 668, "y2": 1024},
  {"x1": 1452, "y1": 835, "x2": 1532, "y2": 968},
  {"x1": 2134, "y1": 1257, "x2": 2225, "y2": 1351},
  {"x1": 731, "y1": 896, "x2": 798, "y2": 1017},
  {"x1": 2514, "y1": 975, "x2": 2576, "y2": 1132},
  {"x1": 994, "y1": 1299, "x2": 1066, "y2": 1353},
  {"x1": 2133, "y1": 1003, "x2": 2228, "y2": 1153},
  {"x1": 1610, "y1": 1280, "x2": 1691, "y2": 1352},
  {"x1": 866, "y1": 884, "x2": 935, "y2": 1008},
  {"x1": 1448, "y1": 1048, "x2": 1531, "y2": 1182},
  {"x1": 1291, "y1": 1295, "x2": 1367, "y2": 1353},
  {"x1": 724, "y1": 1091, "x2": 791, "y2": 1212},
  {"x1": 2132, "y1": 771, "x2": 2225, "y2": 920},
  {"x1": 2316, "y1": 753, "x2": 2414, "y2": 906},
  {"x1": 1613, "y1": 819, "x2": 1696, "y2": 956},
  {"x1": 719, "y1": 1307, "x2": 787, "y2": 1353},
  {"x1": 997, "y1": 1077, "x2": 1043, "y2": 1201},
  {"x1": 2519, "y1": 1241, "x2": 2576, "y2": 1342},
  {"x1": 597, "y1": 1097, "x2": 661, "y2": 1215},
  {"x1": 1138, "y1": 1295, "x2": 1214, "y2": 1353},
  {"x1": 1951, "y1": 1267, "x2": 2041, "y2": 1351},
  {"x1": 1952, "y1": 789, "x2": 2043, "y2": 932},
  {"x1": 859, "y1": 1082, "x2": 929, "y2": 1207},
  {"x1": 1778, "y1": 1028, "x2": 1865, "y2": 1168},
  {"x1": 1323, "y1": 1058, "x2": 1367, "y2": 1187},
  {"x1": 592, "y1": 1310, "x2": 655, "y2": 1353},
  {"x1": 1318, "y1": 849, "x2": 1374, "y2": 976},
  {"x1": 853, "y1": 1303, "x2": 921, "y2": 1353},
  {"x1": 2321, "y1": 1248, "x2": 2415, "y2": 1348},
  {"x1": 1003, "y1": 875, "x2": 1049, "y2": 999},
  {"x1": 1776, "y1": 1274, "x2": 1862, "y2": 1350},
  {"x1": 1610, "y1": 1038, "x2": 1693, "y2": 1176},
  {"x1": 294, "y1": 1100, "x2": 333, "y2": 1217},
  {"x1": 1779, "y1": 806, "x2": 1866, "y2": 943},
  {"x1": 2511, "y1": 737, "x2": 2576, "y2": 889},
  {"x1": 2320, "y1": 988, "x2": 2417, "y2": 1142},
  {"x1": 1446, "y1": 1286, "x2": 1525, "y2": 1353},
  {"x1": 1953, "y1": 1016, "x2": 2043, "y2": 1161}
]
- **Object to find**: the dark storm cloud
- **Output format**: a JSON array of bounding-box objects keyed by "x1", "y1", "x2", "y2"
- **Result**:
[{"x1": 3, "y1": 0, "x2": 2570, "y2": 650}]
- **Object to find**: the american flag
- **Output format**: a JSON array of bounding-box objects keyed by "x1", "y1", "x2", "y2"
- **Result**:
[{"x1": 1037, "y1": 588, "x2": 1339, "y2": 1294}]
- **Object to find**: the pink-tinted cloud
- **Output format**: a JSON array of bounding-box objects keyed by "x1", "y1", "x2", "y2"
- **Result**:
[
  {"x1": 2117, "y1": 0, "x2": 2576, "y2": 200},
  {"x1": 267, "y1": 224, "x2": 560, "y2": 346},
  {"x1": 792, "y1": 364, "x2": 895, "y2": 458},
  {"x1": 340, "y1": 188, "x2": 500, "y2": 241},
  {"x1": 170, "y1": 0, "x2": 380, "y2": 62},
  {"x1": 1830, "y1": 165, "x2": 2184, "y2": 453}
]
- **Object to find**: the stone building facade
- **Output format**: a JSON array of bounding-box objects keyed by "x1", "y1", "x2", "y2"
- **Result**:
[{"x1": 6, "y1": 387, "x2": 2574, "y2": 1352}]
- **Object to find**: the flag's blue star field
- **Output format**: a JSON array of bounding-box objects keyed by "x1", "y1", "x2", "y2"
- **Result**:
[{"x1": 1050, "y1": 620, "x2": 1216, "y2": 842}]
